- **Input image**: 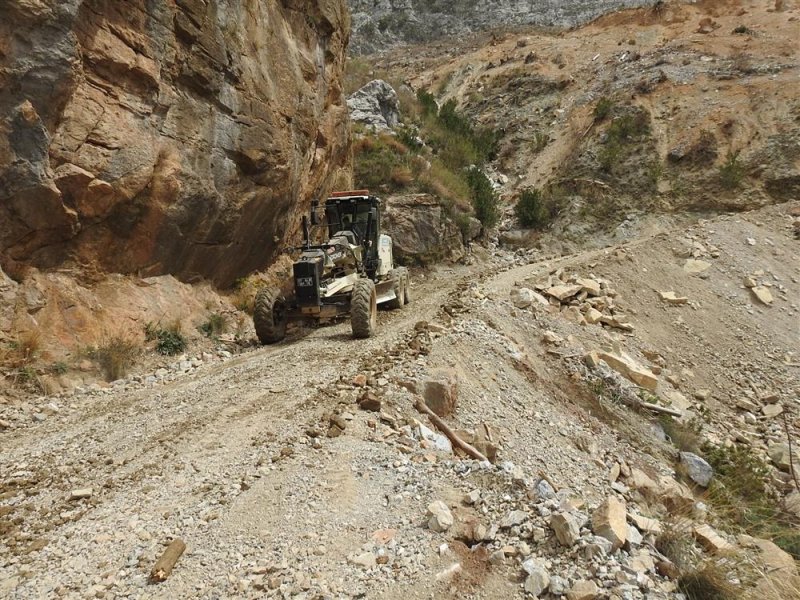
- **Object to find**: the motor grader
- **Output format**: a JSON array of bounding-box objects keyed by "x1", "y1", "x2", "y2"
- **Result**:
[{"x1": 253, "y1": 190, "x2": 409, "y2": 344}]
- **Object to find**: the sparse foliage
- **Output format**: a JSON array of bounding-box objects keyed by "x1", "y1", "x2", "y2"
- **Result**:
[
  {"x1": 144, "y1": 322, "x2": 188, "y2": 356},
  {"x1": 594, "y1": 97, "x2": 614, "y2": 121},
  {"x1": 531, "y1": 131, "x2": 549, "y2": 153},
  {"x1": 465, "y1": 168, "x2": 499, "y2": 228},
  {"x1": 515, "y1": 188, "x2": 561, "y2": 229},
  {"x1": 200, "y1": 313, "x2": 227, "y2": 338},
  {"x1": 703, "y1": 442, "x2": 800, "y2": 559},
  {"x1": 91, "y1": 336, "x2": 141, "y2": 381},
  {"x1": 718, "y1": 152, "x2": 745, "y2": 189},
  {"x1": 677, "y1": 564, "x2": 739, "y2": 600},
  {"x1": 51, "y1": 361, "x2": 69, "y2": 375}
]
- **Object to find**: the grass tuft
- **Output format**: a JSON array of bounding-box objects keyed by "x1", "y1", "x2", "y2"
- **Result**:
[
  {"x1": 200, "y1": 313, "x2": 227, "y2": 339},
  {"x1": 91, "y1": 336, "x2": 141, "y2": 381},
  {"x1": 678, "y1": 563, "x2": 739, "y2": 600}
]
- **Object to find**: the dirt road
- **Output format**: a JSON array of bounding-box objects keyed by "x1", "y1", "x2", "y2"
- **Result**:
[{"x1": 2, "y1": 202, "x2": 798, "y2": 600}]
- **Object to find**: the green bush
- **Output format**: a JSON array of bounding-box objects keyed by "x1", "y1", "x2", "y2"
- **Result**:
[
  {"x1": 51, "y1": 361, "x2": 69, "y2": 375},
  {"x1": 594, "y1": 97, "x2": 614, "y2": 121},
  {"x1": 598, "y1": 140, "x2": 623, "y2": 173},
  {"x1": 515, "y1": 188, "x2": 558, "y2": 229},
  {"x1": 353, "y1": 134, "x2": 415, "y2": 192},
  {"x1": 466, "y1": 168, "x2": 499, "y2": 228},
  {"x1": 156, "y1": 329, "x2": 187, "y2": 356},
  {"x1": 703, "y1": 442, "x2": 800, "y2": 559},
  {"x1": 145, "y1": 322, "x2": 188, "y2": 356},
  {"x1": 719, "y1": 152, "x2": 745, "y2": 189},
  {"x1": 607, "y1": 113, "x2": 649, "y2": 142},
  {"x1": 417, "y1": 90, "x2": 438, "y2": 117}
]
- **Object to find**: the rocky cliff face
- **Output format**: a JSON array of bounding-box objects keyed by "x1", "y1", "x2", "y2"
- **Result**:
[
  {"x1": 348, "y1": 0, "x2": 650, "y2": 54},
  {"x1": 0, "y1": 0, "x2": 351, "y2": 287}
]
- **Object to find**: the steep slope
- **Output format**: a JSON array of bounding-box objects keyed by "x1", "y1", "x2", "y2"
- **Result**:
[
  {"x1": 348, "y1": 0, "x2": 652, "y2": 54},
  {"x1": 0, "y1": 0, "x2": 351, "y2": 287},
  {"x1": 369, "y1": 0, "x2": 800, "y2": 247}
]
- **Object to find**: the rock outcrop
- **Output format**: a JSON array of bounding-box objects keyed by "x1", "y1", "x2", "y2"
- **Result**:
[
  {"x1": 0, "y1": 0, "x2": 351, "y2": 287},
  {"x1": 348, "y1": 0, "x2": 651, "y2": 54},
  {"x1": 347, "y1": 79, "x2": 400, "y2": 131},
  {"x1": 382, "y1": 193, "x2": 472, "y2": 265}
]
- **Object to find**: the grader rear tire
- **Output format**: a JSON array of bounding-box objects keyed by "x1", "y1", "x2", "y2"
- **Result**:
[
  {"x1": 400, "y1": 267, "x2": 410, "y2": 304},
  {"x1": 351, "y1": 278, "x2": 377, "y2": 339},
  {"x1": 387, "y1": 268, "x2": 405, "y2": 310},
  {"x1": 253, "y1": 287, "x2": 288, "y2": 344}
]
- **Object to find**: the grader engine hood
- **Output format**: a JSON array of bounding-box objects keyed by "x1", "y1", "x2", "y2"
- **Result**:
[{"x1": 294, "y1": 251, "x2": 324, "y2": 306}]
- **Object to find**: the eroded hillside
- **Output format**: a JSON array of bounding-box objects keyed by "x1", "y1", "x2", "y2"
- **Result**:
[{"x1": 370, "y1": 0, "x2": 799, "y2": 249}]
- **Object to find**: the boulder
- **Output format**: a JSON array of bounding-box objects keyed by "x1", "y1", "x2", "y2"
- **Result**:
[
  {"x1": 679, "y1": 452, "x2": 713, "y2": 487},
  {"x1": 753, "y1": 538, "x2": 798, "y2": 576},
  {"x1": 427, "y1": 501, "x2": 454, "y2": 532},
  {"x1": 567, "y1": 580, "x2": 598, "y2": 600},
  {"x1": 592, "y1": 497, "x2": 627, "y2": 551},
  {"x1": 683, "y1": 259, "x2": 711, "y2": 274},
  {"x1": 596, "y1": 351, "x2": 658, "y2": 392},
  {"x1": 550, "y1": 512, "x2": 581, "y2": 546},
  {"x1": 659, "y1": 291, "x2": 689, "y2": 305},
  {"x1": 546, "y1": 284, "x2": 583, "y2": 301},
  {"x1": 768, "y1": 443, "x2": 797, "y2": 472},
  {"x1": 629, "y1": 513, "x2": 662, "y2": 535},
  {"x1": 347, "y1": 79, "x2": 400, "y2": 130},
  {"x1": 510, "y1": 287, "x2": 535, "y2": 308},
  {"x1": 693, "y1": 524, "x2": 735, "y2": 554},
  {"x1": 383, "y1": 194, "x2": 466, "y2": 264},
  {"x1": 522, "y1": 560, "x2": 550, "y2": 596},
  {"x1": 420, "y1": 369, "x2": 459, "y2": 417},
  {"x1": 751, "y1": 286, "x2": 774, "y2": 305}
]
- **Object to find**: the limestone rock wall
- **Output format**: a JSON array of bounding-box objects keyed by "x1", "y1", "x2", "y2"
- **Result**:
[{"x1": 0, "y1": 0, "x2": 351, "y2": 287}]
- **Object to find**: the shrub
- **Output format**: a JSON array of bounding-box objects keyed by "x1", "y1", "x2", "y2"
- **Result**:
[
  {"x1": 13, "y1": 331, "x2": 41, "y2": 366},
  {"x1": 92, "y1": 336, "x2": 141, "y2": 381},
  {"x1": 607, "y1": 112, "x2": 650, "y2": 142},
  {"x1": 598, "y1": 140, "x2": 623, "y2": 173},
  {"x1": 594, "y1": 97, "x2": 614, "y2": 121},
  {"x1": 417, "y1": 90, "x2": 438, "y2": 117},
  {"x1": 532, "y1": 131, "x2": 549, "y2": 153},
  {"x1": 51, "y1": 361, "x2": 69, "y2": 375},
  {"x1": 656, "y1": 521, "x2": 696, "y2": 569},
  {"x1": 466, "y1": 168, "x2": 499, "y2": 228},
  {"x1": 719, "y1": 152, "x2": 745, "y2": 189},
  {"x1": 515, "y1": 188, "x2": 560, "y2": 229},
  {"x1": 200, "y1": 313, "x2": 227, "y2": 338},
  {"x1": 353, "y1": 134, "x2": 415, "y2": 192},
  {"x1": 659, "y1": 415, "x2": 702, "y2": 453},
  {"x1": 156, "y1": 329, "x2": 187, "y2": 356},
  {"x1": 144, "y1": 322, "x2": 188, "y2": 356},
  {"x1": 703, "y1": 442, "x2": 800, "y2": 559},
  {"x1": 678, "y1": 564, "x2": 739, "y2": 600}
]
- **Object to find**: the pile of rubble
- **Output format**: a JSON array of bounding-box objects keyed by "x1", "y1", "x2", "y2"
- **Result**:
[{"x1": 510, "y1": 269, "x2": 634, "y2": 331}]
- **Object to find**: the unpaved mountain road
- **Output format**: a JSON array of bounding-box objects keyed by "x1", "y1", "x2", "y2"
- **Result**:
[
  {"x1": 2, "y1": 202, "x2": 798, "y2": 599},
  {"x1": 0, "y1": 263, "x2": 487, "y2": 599}
]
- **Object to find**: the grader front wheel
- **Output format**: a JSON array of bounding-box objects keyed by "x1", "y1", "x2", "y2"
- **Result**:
[
  {"x1": 253, "y1": 287, "x2": 288, "y2": 344},
  {"x1": 351, "y1": 278, "x2": 377, "y2": 338}
]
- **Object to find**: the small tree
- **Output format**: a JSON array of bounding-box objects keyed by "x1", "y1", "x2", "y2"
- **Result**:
[
  {"x1": 466, "y1": 168, "x2": 499, "y2": 229},
  {"x1": 515, "y1": 188, "x2": 558, "y2": 229}
]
